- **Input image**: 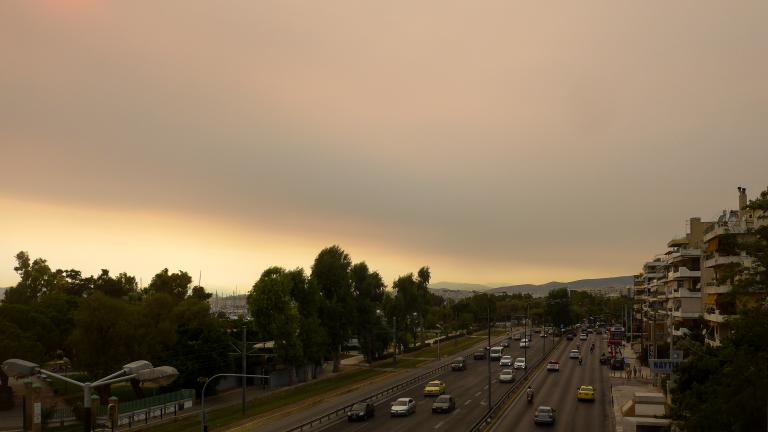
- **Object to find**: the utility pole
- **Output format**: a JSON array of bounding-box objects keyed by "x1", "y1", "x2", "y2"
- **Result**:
[
  {"x1": 393, "y1": 317, "x2": 397, "y2": 365},
  {"x1": 486, "y1": 299, "x2": 491, "y2": 414},
  {"x1": 241, "y1": 325, "x2": 246, "y2": 416}
]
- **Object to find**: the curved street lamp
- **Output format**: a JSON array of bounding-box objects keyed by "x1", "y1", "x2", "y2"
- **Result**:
[{"x1": 2, "y1": 358, "x2": 178, "y2": 432}]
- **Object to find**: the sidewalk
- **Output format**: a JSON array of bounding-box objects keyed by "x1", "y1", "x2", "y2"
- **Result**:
[{"x1": 609, "y1": 342, "x2": 659, "y2": 432}]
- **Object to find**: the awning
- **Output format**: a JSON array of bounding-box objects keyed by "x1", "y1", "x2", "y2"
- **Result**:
[{"x1": 704, "y1": 294, "x2": 718, "y2": 305}]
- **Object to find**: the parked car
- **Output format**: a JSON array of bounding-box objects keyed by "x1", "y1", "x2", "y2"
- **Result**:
[
  {"x1": 347, "y1": 402, "x2": 375, "y2": 421},
  {"x1": 546, "y1": 360, "x2": 560, "y2": 371},
  {"x1": 513, "y1": 358, "x2": 527, "y2": 369},
  {"x1": 577, "y1": 385, "x2": 596, "y2": 401},
  {"x1": 431, "y1": 395, "x2": 455, "y2": 413},
  {"x1": 390, "y1": 398, "x2": 416, "y2": 416},
  {"x1": 499, "y1": 355, "x2": 513, "y2": 366},
  {"x1": 499, "y1": 369, "x2": 515, "y2": 383},
  {"x1": 473, "y1": 351, "x2": 486, "y2": 360},
  {"x1": 533, "y1": 406, "x2": 556, "y2": 424},
  {"x1": 451, "y1": 357, "x2": 466, "y2": 371},
  {"x1": 423, "y1": 380, "x2": 446, "y2": 396}
]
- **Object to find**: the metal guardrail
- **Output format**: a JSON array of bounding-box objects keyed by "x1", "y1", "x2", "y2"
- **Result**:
[
  {"x1": 468, "y1": 337, "x2": 563, "y2": 432},
  {"x1": 286, "y1": 335, "x2": 509, "y2": 432}
]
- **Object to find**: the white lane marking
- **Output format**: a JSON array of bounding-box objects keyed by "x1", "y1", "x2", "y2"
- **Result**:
[
  {"x1": 434, "y1": 421, "x2": 445, "y2": 429},
  {"x1": 474, "y1": 391, "x2": 482, "y2": 397},
  {"x1": 484, "y1": 385, "x2": 489, "y2": 389},
  {"x1": 452, "y1": 408, "x2": 461, "y2": 415},
  {"x1": 464, "y1": 400, "x2": 472, "y2": 406},
  {"x1": 480, "y1": 400, "x2": 487, "y2": 405}
]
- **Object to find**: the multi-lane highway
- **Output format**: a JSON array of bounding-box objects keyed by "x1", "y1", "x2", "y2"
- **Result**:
[
  {"x1": 490, "y1": 332, "x2": 612, "y2": 432},
  {"x1": 320, "y1": 333, "x2": 557, "y2": 432}
]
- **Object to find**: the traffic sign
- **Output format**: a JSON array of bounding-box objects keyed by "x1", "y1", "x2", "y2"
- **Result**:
[{"x1": 649, "y1": 358, "x2": 682, "y2": 374}]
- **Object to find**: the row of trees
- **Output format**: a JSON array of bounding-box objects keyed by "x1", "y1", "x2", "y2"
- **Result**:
[{"x1": 2, "y1": 244, "x2": 634, "y2": 404}]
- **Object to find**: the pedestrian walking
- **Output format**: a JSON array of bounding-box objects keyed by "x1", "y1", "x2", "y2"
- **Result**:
[{"x1": 633, "y1": 366, "x2": 638, "y2": 378}]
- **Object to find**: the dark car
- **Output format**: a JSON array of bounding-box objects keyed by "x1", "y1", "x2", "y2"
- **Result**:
[
  {"x1": 473, "y1": 351, "x2": 486, "y2": 360},
  {"x1": 451, "y1": 357, "x2": 466, "y2": 371},
  {"x1": 566, "y1": 333, "x2": 575, "y2": 341},
  {"x1": 347, "y1": 402, "x2": 375, "y2": 421},
  {"x1": 432, "y1": 395, "x2": 456, "y2": 413},
  {"x1": 533, "y1": 406, "x2": 556, "y2": 424}
]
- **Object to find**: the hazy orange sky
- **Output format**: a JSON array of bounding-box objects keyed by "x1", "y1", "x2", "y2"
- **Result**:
[{"x1": 1, "y1": 1, "x2": 767, "y2": 292}]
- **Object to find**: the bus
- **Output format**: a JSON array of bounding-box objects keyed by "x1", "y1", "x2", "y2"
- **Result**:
[{"x1": 490, "y1": 346, "x2": 504, "y2": 360}]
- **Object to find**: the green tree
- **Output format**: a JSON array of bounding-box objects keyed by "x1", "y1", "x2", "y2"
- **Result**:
[
  {"x1": 288, "y1": 269, "x2": 327, "y2": 377},
  {"x1": 248, "y1": 267, "x2": 303, "y2": 383},
  {"x1": 144, "y1": 268, "x2": 193, "y2": 301},
  {"x1": 350, "y1": 262, "x2": 388, "y2": 362},
  {"x1": 310, "y1": 246, "x2": 354, "y2": 373},
  {"x1": 545, "y1": 287, "x2": 571, "y2": 328}
]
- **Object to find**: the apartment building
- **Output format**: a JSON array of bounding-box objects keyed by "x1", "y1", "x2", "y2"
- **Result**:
[
  {"x1": 701, "y1": 187, "x2": 766, "y2": 346},
  {"x1": 634, "y1": 187, "x2": 766, "y2": 352}
]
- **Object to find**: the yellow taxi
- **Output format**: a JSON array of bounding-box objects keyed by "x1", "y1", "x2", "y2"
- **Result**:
[
  {"x1": 576, "y1": 385, "x2": 595, "y2": 401},
  {"x1": 423, "y1": 380, "x2": 446, "y2": 396}
]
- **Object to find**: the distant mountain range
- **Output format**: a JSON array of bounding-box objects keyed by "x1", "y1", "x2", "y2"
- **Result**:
[{"x1": 430, "y1": 276, "x2": 633, "y2": 300}]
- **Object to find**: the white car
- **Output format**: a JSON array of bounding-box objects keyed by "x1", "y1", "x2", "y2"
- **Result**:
[
  {"x1": 519, "y1": 338, "x2": 531, "y2": 348},
  {"x1": 499, "y1": 355, "x2": 513, "y2": 366},
  {"x1": 390, "y1": 398, "x2": 416, "y2": 416},
  {"x1": 513, "y1": 358, "x2": 527, "y2": 369},
  {"x1": 569, "y1": 349, "x2": 581, "y2": 359},
  {"x1": 499, "y1": 369, "x2": 515, "y2": 383},
  {"x1": 546, "y1": 360, "x2": 560, "y2": 371},
  {"x1": 579, "y1": 333, "x2": 588, "y2": 341}
]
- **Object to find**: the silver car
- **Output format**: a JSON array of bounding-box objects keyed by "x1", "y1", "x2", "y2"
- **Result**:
[
  {"x1": 533, "y1": 406, "x2": 556, "y2": 424},
  {"x1": 390, "y1": 398, "x2": 416, "y2": 417}
]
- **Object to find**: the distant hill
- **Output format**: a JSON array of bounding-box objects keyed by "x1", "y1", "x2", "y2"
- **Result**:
[
  {"x1": 489, "y1": 276, "x2": 633, "y2": 296},
  {"x1": 429, "y1": 276, "x2": 633, "y2": 299},
  {"x1": 430, "y1": 282, "x2": 493, "y2": 292}
]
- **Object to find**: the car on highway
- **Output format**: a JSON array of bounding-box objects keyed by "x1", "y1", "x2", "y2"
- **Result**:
[
  {"x1": 490, "y1": 346, "x2": 504, "y2": 360},
  {"x1": 347, "y1": 402, "x2": 375, "y2": 421},
  {"x1": 519, "y1": 338, "x2": 531, "y2": 348},
  {"x1": 499, "y1": 355, "x2": 513, "y2": 366},
  {"x1": 473, "y1": 350, "x2": 486, "y2": 360},
  {"x1": 501, "y1": 340, "x2": 510, "y2": 347},
  {"x1": 577, "y1": 385, "x2": 596, "y2": 401},
  {"x1": 579, "y1": 333, "x2": 588, "y2": 341},
  {"x1": 512, "y1": 333, "x2": 522, "y2": 340},
  {"x1": 499, "y1": 369, "x2": 515, "y2": 383},
  {"x1": 390, "y1": 398, "x2": 416, "y2": 416},
  {"x1": 533, "y1": 406, "x2": 556, "y2": 424},
  {"x1": 566, "y1": 333, "x2": 575, "y2": 340},
  {"x1": 513, "y1": 358, "x2": 526, "y2": 369},
  {"x1": 540, "y1": 332, "x2": 548, "y2": 338},
  {"x1": 569, "y1": 349, "x2": 581, "y2": 359},
  {"x1": 423, "y1": 380, "x2": 446, "y2": 396},
  {"x1": 431, "y1": 394, "x2": 456, "y2": 413},
  {"x1": 546, "y1": 360, "x2": 560, "y2": 371},
  {"x1": 451, "y1": 357, "x2": 466, "y2": 371}
]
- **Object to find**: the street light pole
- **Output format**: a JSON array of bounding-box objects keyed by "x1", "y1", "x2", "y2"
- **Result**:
[
  {"x1": 486, "y1": 298, "x2": 491, "y2": 414},
  {"x1": 201, "y1": 373, "x2": 269, "y2": 432}
]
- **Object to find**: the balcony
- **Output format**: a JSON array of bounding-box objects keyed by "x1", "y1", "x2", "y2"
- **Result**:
[
  {"x1": 665, "y1": 248, "x2": 702, "y2": 264},
  {"x1": 672, "y1": 310, "x2": 700, "y2": 319},
  {"x1": 668, "y1": 267, "x2": 701, "y2": 280},
  {"x1": 703, "y1": 223, "x2": 747, "y2": 242},
  {"x1": 670, "y1": 288, "x2": 701, "y2": 298},
  {"x1": 702, "y1": 281, "x2": 731, "y2": 294},
  {"x1": 703, "y1": 309, "x2": 731, "y2": 323},
  {"x1": 703, "y1": 253, "x2": 748, "y2": 268}
]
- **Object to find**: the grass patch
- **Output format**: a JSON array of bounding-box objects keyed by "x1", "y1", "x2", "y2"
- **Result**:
[
  {"x1": 139, "y1": 368, "x2": 386, "y2": 432},
  {"x1": 419, "y1": 335, "x2": 487, "y2": 359}
]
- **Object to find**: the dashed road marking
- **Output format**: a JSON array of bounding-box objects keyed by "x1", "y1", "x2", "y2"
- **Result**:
[
  {"x1": 465, "y1": 400, "x2": 472, "y2": 406},
  {"x1": 434, "y1": 421, "x2": 445, "y2": 429},
  {"x1": 475, "y1": 391, "x2": 482, "y2": 397}
]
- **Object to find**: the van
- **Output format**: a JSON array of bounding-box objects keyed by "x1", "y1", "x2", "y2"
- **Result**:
[{"x1": 490, "y1": 346, "x2": 503, "y2": 360}]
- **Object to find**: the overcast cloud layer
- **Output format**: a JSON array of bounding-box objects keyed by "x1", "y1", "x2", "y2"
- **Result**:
[{"x1": 1, "y1": 1, "x2": 767, "y2": 290}]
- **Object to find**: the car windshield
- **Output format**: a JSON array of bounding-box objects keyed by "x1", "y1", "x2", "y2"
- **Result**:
[
  {"x1": 453, "y1": 358, "x2": 463, "y2": 362},
  {"x1": 501, "y1": 371, "x2": 513, "y2": 375},
  {"x1": 393, "y1": 400, "x2": 408, "y2": 407},
  {"x1": 435, "y1": 395, "x2": 450, "y2": 402},
  {"x1": 536, "y1": 407, "x2": 553, "y2": 415},
  {"x1": 351, "y1": 403, "x2": 366, "y2": 410}
]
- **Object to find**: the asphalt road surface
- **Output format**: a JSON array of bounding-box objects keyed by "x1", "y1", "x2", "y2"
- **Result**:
[
  {"x1": 490, "y1": 332, "x2": 612, "y2": 432},
  {"x1": 321, "y1": 334, "x2": 558, "y2": 432}
]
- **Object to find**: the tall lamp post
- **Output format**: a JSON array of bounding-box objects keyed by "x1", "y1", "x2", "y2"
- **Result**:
[
  {"x1": 2, "y1": 359, "x2": 178, "y2": 432},
  {"x1": 199, "y1": 373, "x2": 269, "y2": 432}
]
